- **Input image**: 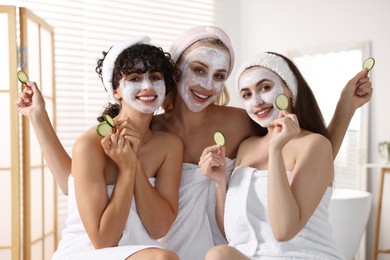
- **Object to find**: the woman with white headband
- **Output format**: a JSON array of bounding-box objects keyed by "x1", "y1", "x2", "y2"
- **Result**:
[
  {"x1": 50, "y1": 36, "x2": 182, "y2": 259},
  {"x1": 203, "y1": 52, "x2": 351, "y2": 259}
]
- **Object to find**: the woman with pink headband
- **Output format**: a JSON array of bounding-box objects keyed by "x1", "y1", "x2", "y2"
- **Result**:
[
  {"x1": 151, "y1": 26, "x2": 256, "y2": 259},
  {"x1": 17, "y1": 26, "x2": 372, "y2": 259},
  {"x1": 203, "y1": 52, "x2": 371, "y2": 259}
]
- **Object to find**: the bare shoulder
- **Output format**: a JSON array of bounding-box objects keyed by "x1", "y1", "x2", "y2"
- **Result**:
[
  {"x1": 211, "y1": 105, "x2": 254, "y2": 133},
  {"x1": 150, "y1": 131, "x2": 184, "y2": 173},
  {"x1": 239, "y1": 135, "x2": 259, "y2": 150},
  {"x1": 214, "y1": 105, "x2": 248, "y2": 120},
  {"x1": 302, "y1": 131, "x2": 331, "y2": 147},
  {"x1": 71, "y1": 125, "x2": 108, "y2": 179},
  {"x1": 236, "y1": 136, "x2": 262, "y2": 158},
  {"x1": 73, "y1": 125, "x2": 104, "y2": 156},
  {"x1": 152, "y1": 130, "x2": 183, "y2": 150},
  {"x1": 296, "y1": 131, "x2": 332, "y2": 156}
]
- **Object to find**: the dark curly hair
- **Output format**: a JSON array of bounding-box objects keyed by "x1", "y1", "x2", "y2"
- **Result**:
[{"x1": 95, "y1": 43, "x2": 178, "y2": 122}]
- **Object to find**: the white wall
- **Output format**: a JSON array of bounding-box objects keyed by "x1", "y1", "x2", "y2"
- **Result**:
[{"x1": 233, "y1": 0, "x2": 390, "y2": 259}]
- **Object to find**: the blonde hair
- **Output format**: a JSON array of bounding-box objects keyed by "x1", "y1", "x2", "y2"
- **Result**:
[{"x1": 214, "y1": 86, "x2": 230, "y2": 106}]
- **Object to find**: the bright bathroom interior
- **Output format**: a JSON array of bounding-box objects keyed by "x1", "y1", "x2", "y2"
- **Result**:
[{"x1": 1, "y1": 0, "x2": 390, "y2": 260}]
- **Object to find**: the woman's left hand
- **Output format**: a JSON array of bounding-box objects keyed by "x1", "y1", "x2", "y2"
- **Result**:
[
  {"x1": 101, "y1": 133, "x2": 135, "y2": 172},
  {"x1": 340, "y1": 68, "x2": 373, "y2": 110},
  {"x1": 269, "y1": 111, "x2": 300, "y2": 150}
]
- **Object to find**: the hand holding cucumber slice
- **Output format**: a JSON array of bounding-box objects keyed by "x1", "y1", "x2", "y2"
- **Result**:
[
  {"x1": 17, "y1": 70, "x2": 29, "y2": 84},
  {"x1": 214, "y1": 131, "x2": 225, "y2": 146},
  {"x1": 363, "y1": 57, "x2": 375, "y2": 71},
  {"x1": 275, "y1": 93, "x2": 289, "y2": 111},
  {"x1": 96, "y1": 114, "x2": 115, "y2": 137}
]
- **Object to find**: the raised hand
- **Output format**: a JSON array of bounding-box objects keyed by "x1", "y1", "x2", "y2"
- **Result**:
[
  {"x1": 16, "y1": 81, "x2": 46, "y2": 116},
  {"x1": 199, "y1": 144, "x2": 227, "y2": 184},
  {"x1": 340, "y1": 68, "x2": 373, "y2": 110}
]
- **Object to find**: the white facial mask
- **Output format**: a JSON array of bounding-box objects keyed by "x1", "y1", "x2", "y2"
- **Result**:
[
  {"x1": 120, "y1": 73, "x2": 165, "y2": 113},
  {"x1": 239, "y1": 68, "x2": 284, "y2": 127},
  {"x1": 176, "y1": 46, "x2": 229, "y2": 112}
]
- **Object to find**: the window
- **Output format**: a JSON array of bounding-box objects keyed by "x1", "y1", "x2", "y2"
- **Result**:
[{"x1": 288, "y1": 43, "x2": 370, "y2": 190}]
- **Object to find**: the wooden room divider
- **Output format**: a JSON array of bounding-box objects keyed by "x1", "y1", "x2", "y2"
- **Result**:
[{"x1": 0, "y1": 6, "x2": 57, "y2": 260}]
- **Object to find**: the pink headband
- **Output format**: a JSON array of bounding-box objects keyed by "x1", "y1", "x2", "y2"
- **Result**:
[{"x1": 169, "y1": 26, "x2": 235, "y2": 77}]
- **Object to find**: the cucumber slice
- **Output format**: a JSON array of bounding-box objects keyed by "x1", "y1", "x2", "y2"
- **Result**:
[
  {"x1": 96, "y1": 122, "x2": 113, "y2": 137},
  {"x1": 17, "y1": 70, "x2": 29, "y2": 84},
  {"x1": 103, "y1": 114, "x2": 115, "y2": 127},
  {"x1": 363, "y1": 57, "x2": 375, "y2": 71},
  {"x1": 214, "y1": 131, "x2": 225, "y2": 146},
  {"x1": 275, "y1": 93, "x2": 289, "y2": 110}
]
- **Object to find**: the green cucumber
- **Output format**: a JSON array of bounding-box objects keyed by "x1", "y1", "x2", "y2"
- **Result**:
[
  {"x1": 96, "y1": 114, "x2": 115, "y2": 137},
  {"x1": 214, "y1": 131, "x2": 225, "y2": 146},
  {"x1": 96, "y1": 122, "x2": 113, "y2": 137},
  {"x1": 363, "y1": 57, "x2": 375, "y2": 71},
  {"x1": 103, "y1": 114, "x2": 115, "y2": 127},
  {"x1": 275, "y1": 93, "x2": 289, "y2": 111},
  {"x1": 17, "y1": 70, "x2": 29, "y2": 84}
]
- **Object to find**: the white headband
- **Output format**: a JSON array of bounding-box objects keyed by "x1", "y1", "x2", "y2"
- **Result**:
[
  {"x1": 102, "y1": 36, "x2": 151, "y2": 103},
  {"x1": 236, "y1": 52, "x2": 298, "y2": 106}
]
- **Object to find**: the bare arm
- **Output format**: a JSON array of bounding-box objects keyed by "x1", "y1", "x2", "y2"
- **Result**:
[
  {"x1": 327, "y1": 69, "x2": 373, "y2": 158},
  {"x1": 214, "y1": 175, "x2": 228, "y2": 237},
  {"x1": 133, "y1": 133, "x2": 183, "y2": 239},
  {"x1": 73, "y1": 130, "x2": 137, "y2": 248},
  {"x1": 17, "y1": 81, "x2": 71, "y2": 194},
  {"x1": 199, "y1": 145, "x2": 227, "y2": 236},
  {"x1": 268, "y1": 111, "x2": 334, "y2": 241}
]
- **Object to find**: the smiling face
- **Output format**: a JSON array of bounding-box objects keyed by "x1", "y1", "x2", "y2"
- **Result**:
[
  {"x1": 238, "y1": 67, "x2": 289, "y2": 127},
  {"x1": 115, "y1": 70, "x2": 165, "y2": 114},
  {"x1": 176, "y1": 45, "x2": 230, "y2": 112}
]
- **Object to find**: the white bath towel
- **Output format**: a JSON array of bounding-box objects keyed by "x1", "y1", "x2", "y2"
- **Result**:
[
  {"x1": 224, "y1": 166, "x2": 345, "y2": 260},
  {"x1": 159, "y1": 158, "x2": 234, "y2": 260},
  {"x1": 52, "y1": 176, "x2": 160, "y2": 260}
]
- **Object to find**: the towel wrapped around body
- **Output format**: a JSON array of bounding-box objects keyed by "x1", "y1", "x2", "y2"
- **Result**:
[
  {"x1": 224, "y1": 166, "x2": 345, "y2": 260},
  {"x1": 52, "y1": 176, "x2": 160, "y2": 260},
  {"x1": 159, "y1": 158, "x2": 235, "y2": 260}
]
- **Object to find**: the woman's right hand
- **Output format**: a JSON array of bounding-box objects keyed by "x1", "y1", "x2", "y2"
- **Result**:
[
  {"x1": 270, "y1": 111, "x2": 300, "y2": 150},
  {"x1": 16, "y1": 81, "x2": 45, "y2": 116},
  {"x1": 199, "y1": 144, "x2": 227, "y2": 184},
  {"x1": 115, "y1": 118, "x2": 141, "y2": 154}
]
